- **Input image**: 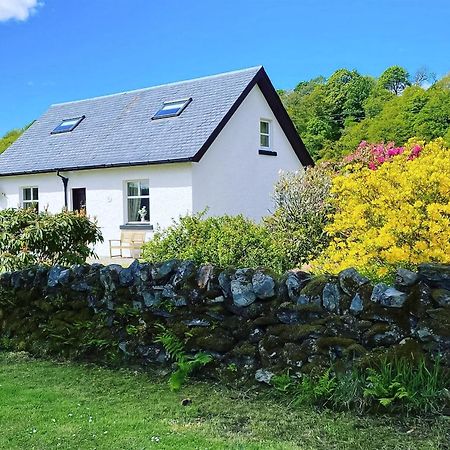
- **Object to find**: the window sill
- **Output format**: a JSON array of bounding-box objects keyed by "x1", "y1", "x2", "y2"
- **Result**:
[
  {"x1": 258, "y1": 149, "x2": 277, "y2": 156},
  {"x1": 120, "y1": 223, "x2": 154, "y2": 231}
]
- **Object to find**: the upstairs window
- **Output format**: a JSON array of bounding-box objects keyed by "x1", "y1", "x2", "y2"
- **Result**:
[
  {"x1": 126, "y1": 180, "x2": 150, "y2": 223},
  {"x1": 22, "y1": 187, "x2": 39, "y2": 211},
  {"x1": 152, "y1": 98, "x2": 192, "y2": 120},
  {"x1": 260, "y1": 120, "x2": 271, "y2": 148},
  {"x1": 51, "y1": 116, "x2": 85, "y2": 134}
]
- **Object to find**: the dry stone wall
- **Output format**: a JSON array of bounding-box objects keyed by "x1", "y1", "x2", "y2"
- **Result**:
[{"x1": 0, "y1": 260, "x2": 449, "y2": 379}]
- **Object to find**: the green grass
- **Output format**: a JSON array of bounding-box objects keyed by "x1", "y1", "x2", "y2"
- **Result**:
[{"x1": 0, "y1": 353, "x2": 449, "y2": 450}]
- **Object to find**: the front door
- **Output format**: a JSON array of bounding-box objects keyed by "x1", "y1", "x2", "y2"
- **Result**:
[{"x1": 72, "y1": 188, "x2": 86, "y2": 213}]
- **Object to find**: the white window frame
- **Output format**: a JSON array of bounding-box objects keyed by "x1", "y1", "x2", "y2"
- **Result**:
[
  {"x1": 125, "y1": 180, "x2": 150, "y2": 223},
  {"x1": 21, "y1": 186, "x2": 39, "y2": 211},
  {"x1": 260, "y1": 119, "x2": 271, "y2": 149}
]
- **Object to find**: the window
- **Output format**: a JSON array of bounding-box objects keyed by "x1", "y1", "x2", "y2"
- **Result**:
[
  {"x1": 126, "y1": 180, "x2": 150, "y2": 223},
  {"x1": 260, "y1": 120, "x2": 271, "y2": 148},
  {"x1": 51, "y1": 116, "x2": 85, "y2": 134},
  {"x1": 22, "y1": 187, "x2": 39, "y2": 211},
  {"x1": 152, "y1": 98, "x2": 192, "y2": 120}
]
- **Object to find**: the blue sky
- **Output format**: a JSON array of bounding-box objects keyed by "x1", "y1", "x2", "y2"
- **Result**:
[{"x1": 0, "y1": 0, "x2": 449, "y2": 135}]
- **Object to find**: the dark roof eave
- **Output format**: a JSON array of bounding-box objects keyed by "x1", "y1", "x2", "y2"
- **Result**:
[{"x1": 0, "y1": 157, "x2": 194, "y2": 177}]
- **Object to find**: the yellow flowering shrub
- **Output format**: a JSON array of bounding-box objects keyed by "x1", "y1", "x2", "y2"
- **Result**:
[{"x1": 313, "y1": 138, "x2": 450, "y2": 278}]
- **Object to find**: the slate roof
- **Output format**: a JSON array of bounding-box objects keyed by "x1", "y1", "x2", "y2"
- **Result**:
[{"x1": 0, "y1": 66, "x2": 313, "y2": 176}]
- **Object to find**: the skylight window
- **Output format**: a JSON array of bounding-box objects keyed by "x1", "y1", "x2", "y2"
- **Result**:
[
  {"x1": 152, "y1": 98, "x2": 192, "y2": 120},
  {"x1": 51, "y1": 116, "x2": 85, "y2": 134}
]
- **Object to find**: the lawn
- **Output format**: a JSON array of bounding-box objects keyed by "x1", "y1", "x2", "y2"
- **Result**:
[{"x1": 0, "y1": 353, "x2": 449, "y2": 450}]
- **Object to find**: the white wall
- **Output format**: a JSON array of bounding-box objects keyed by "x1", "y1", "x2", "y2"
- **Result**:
[
  {"x1": 0, "y1": 163, "x2": 193, "y2": 256},
  {"x1": 192, "y1": 85, "x2": 304, "y2": 221}
]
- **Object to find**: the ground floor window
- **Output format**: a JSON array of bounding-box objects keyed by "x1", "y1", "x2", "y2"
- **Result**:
[
  {"x1": 126, "y1": 180, "x2": 149, "y2": 222},
  {"x1": 22, "y1": 187, "x2": 39, "y2": 211}
]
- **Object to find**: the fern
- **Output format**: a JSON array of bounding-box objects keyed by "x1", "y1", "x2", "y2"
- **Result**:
[{"x1": 155, "y1": 325, "x2": 213, "y2": 391}]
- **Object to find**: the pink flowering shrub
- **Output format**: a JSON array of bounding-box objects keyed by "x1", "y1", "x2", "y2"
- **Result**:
[{"x1": 344, "y1": 141, "x2": 422, "y2": 169}]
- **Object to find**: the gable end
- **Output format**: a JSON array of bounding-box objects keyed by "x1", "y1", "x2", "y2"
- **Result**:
[{"x1": 192, "y1": 67, "x2": 314, "y2": 167}]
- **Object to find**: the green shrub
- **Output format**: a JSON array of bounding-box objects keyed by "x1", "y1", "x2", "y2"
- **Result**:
[
  {"x1": 0, "y1": 208, "x2": 103, "y2": 272},
  {"x1": 141, "y1": 212, "x2": 283, "y2": 272},
  {"x1": 265, "y1": 163, "x2": 337, "y2": 270}
]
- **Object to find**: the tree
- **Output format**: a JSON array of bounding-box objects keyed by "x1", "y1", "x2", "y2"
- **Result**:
[
  {"x1": 379, "y1": 66, "x2": 410, "y2": 95},
  {"x1": 0, "y1": 122, "x2": 33, "y2": 154}
]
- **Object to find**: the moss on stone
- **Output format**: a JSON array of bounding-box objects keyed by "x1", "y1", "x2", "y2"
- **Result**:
[
  {"x1": 267, "y1": 324, "x2": 323, "y2": 343},
  {"x1": 230, "y1": 342, "x2": 257, "y2": 358},
  {"x1": 316, "y1": 337, "x2": 356, "y2": 350}
]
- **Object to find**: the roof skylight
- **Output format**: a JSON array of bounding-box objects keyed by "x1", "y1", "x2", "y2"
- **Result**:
[
  {"x1": 152, "y1": 98, "x2": 192, "y2": 120},
  {"x1": 51, "y1": 116, "x2": 85, "y2": 134}
]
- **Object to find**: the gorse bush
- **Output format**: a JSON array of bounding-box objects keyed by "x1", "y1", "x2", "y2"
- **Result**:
[
  {"x1": 313, "y1": 138, "x2": 450, "y2": 278},
  {"x1": 266, "y1": 163, "x2": 337, "y2": 269},
  {"x1": 141, "y1": 212, "x2": 283, "y2": 272},
  {"x1": 0, "y1": 208, "x2": 103, "y2": 272}
]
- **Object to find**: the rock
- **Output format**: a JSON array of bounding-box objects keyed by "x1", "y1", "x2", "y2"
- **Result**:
[
  {"x1": 184, "y1": 319, "x2": 210, "y2": 327},
  {"x1": 338, "y1": 268, "x2": 369, "y2": 296},
  {"x1": 218, "y1": 271, "x2": 232, "y2": 298},
  {"x1": 71, "y1": 281, "x2": 91, "y2": 292},
  {"x1": 297, "y1": 294, "x2": 321, "y2": 306},
  {"x1": 349, "y1": 293, "x2": 364, "y2": 315},
  {"x1": 249, "y1": 328, "x2": 265, "y2": 343},
  {"x1": 162, "y1": 284, "x2": 176, "y2": 298},
  {"x1": 119, "y1": 267, "x2": 135, "y2": 287},
  {"x1": 285, "y1": 271, "x2": 311, "y2": 301},
  {"x1": 276, "y1": 306, "x2": 301, "y2": 325},
  {"x1": 395, "y1": 268, "x2": 419, "y2": 288},
  {"x1": 138, "y1": 344, "x2": 166, "y2": 363},
  {"x1": 364, "y1": 324, "x2": 404, "y2": 347},
  {"x1": 48, "y1": 267, "x2": 70, "y2": 288},
  {"x1": 152, "y1": 259, "x2": 178, "y2": 282},
  {"x1": 255, "y1": 368, "x2": 274, "y2": 384},
  {"x1": 231, "y1": 278, "x2": 256, "y2": 307},
  {"x1": 252, "y1": 271, "x2": 275, "y2": 299},
  {"x1": 142, "y1": 290, "x2": 161, "y2": 307},
  {"x1": 431, "y1": 289, "x2": 450, "y2": 307},
  {"x1": 418, "y1": 263, "x2": 450, "y2": 290},
  {"x1": 197, "y1": 264, "x2": 215, "y2": 290},
  {"x1": 298, "y1": 275, "x2": 330, "y2": 306},
  {"x1": 371, "y1": 284, "x2": 407, "y2": 308},
  {"x1": 322, "y1": 283, "x2": 341, "y2": 313},
  {"x1": 172, "y1": 260, "x2": 195, "y2": 287}
]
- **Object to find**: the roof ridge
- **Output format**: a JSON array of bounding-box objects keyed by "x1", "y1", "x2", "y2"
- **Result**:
[{"x1": 50, "y1": 66, "x2": 263, "y2": 107}]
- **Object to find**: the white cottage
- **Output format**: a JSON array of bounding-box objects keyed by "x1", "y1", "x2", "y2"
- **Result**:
[{"x1": 0, "y1": 66, "x2": 313, "y2": 256}]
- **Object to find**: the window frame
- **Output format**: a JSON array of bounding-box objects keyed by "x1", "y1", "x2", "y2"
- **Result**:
[
  {"x1": 151, "y1": 98, "x2": 192, "y2": 120},
  {"x1": 51, "y1": 116, "x2": 85, "y2": 134},
  {"x1": 259, "y1": 119, "x2": 271, "y2": 149},
  {"x1": 21, "y1": 186, "x2": 39, "y2": 211},
  {"x1": 125, "y1": 180, "x2": 150, "y2": 224}
]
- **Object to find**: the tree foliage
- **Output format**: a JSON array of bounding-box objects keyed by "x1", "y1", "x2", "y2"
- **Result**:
[{"x1": 280, "y1": 66, "x2": 449, "y2": 161}]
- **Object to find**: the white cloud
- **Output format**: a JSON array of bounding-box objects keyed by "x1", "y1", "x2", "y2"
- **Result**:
[{"x1": 0, "y1": 0, "x2": 41, "y2": 22}]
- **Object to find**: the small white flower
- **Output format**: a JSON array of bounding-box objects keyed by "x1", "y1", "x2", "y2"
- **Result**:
[
  {"x1": 151, "y1": 436, "x2": 160, "y2": 442},
  {"x1": 88, "y1": 416, "x2": 93, "y2": 423}
]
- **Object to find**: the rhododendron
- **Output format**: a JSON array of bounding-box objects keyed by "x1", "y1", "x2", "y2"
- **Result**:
[{"x1": 344, "y1": 140, "x2": 422, "y2": 169}]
